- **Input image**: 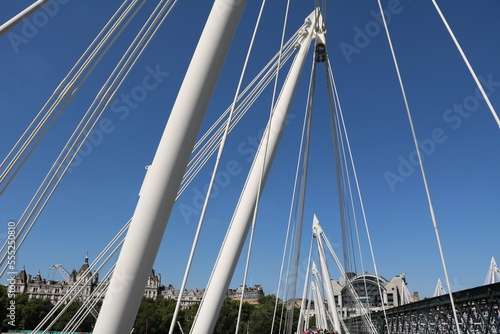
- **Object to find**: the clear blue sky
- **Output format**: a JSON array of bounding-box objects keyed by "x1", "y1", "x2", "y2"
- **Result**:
[{"x1": 1, "y1": 0, "x2": 499, "y2": 300}]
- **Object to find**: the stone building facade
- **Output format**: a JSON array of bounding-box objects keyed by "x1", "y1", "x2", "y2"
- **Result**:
[
  {"x1": 227, "y1": 284, "x2": 264, "y2": 305},
  {"x1": 9, "y1": 256, "x2": 263, "y2": 309},
  {"x1": 325, "y1": 272, "x2": 417, "y2": 318},
  {"x1": 11, "y1": 256, "x2": 99, "y2": 304}
]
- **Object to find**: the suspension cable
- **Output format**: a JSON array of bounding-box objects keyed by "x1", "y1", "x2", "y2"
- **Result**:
[
  {"x1": 244, "y1": 12, "x2": 295, "y2": 332},
  {"x1": 296, "y1": 234, "x2": 314, "y2": 333},
  {"x1": 234, "y1": 3, "x2": 272, "y2": 325},
  {"x1": 327, "y1": 58, "x2": 392, "y2": 332},
  {"x1": 167, "y1": 0, "x2": 270, "y2": 332},
  {"x1": 178, "y1": 33, "x2": 301, "y2": 199},
  {"x1": 376, "y1": 0, "x2": 461, "y2": 332},
  {"x1": 286, "y1": 60, "x2": 315, "y2": 334},
  {"x1": 62, "y1": 265, "x2": 115, "y2": 333},
  {"x1": 277, "y1": 211, "x2": 296, "y2": 334},
  {"x1": 0, "y1": 0, "x2": 178, "y2": 276},
  {"x1": 325, "y1": 59, "x2": 390, "y2": 332},
  {"x1": 0, "y1": 0, "x2": 132, "y2": 177},
  {"x1": 10, "y1": 27, "x2": 302, "y2": 332},
  {"x1": 325, "y1": 55, "x2": 351, "y2": 277},
  {"x1": 271, "y1": 58, "x2": 315, "y2": 334},
  {"x1": 263, "y1": 1, "x2": 296, "y2": 333},
  {"x1": 431, "y1": 0, "x2": 500, "y2": 128},
  {"x1": 0, "y1": 0, "x2": 144, "y2": 194},
  {"x1": 274, "y1": 74, "x2": 314, "y2": 334},
  {"x1": 317, "y1": 226, "x2": 377, "y2": 333},
  {"x1": 0, "y1": 0, "x2": 53, "y2": 36},
  {"x1": 31, "y1": 220, "x2": 129, "y2": 333},
  {"x1": 0, "y1": 0, "x2": 144, "y2": 270},
  {"x1": 330, "y1": 64, "x2": 369, "y2": 314},
  {"x1": 321, "y1": 51, "x2": 382, "y2": 332}
]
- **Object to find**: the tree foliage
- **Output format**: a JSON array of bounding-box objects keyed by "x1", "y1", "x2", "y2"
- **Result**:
[
  {"x1": 0, "y1": 288, "x2": 53, "y2": 332},
  {"x1": 52, "y1": 300, "x2": 96, "y2": 332},
  {"x1": 0, "y1": 286, "x2": 301, "y2": 334},
  {"x1": 133, "y1": 295, "x2": 178, "y2": 334}
]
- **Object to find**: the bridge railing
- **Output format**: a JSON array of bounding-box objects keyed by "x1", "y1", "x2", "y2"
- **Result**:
[{"x1": 345, "y1": 282, "x2": 500, "y2": 334}]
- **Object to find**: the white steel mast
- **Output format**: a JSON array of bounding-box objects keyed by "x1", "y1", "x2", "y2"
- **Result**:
[
  {"x1": 484, "y1": 256, "x2": 500, "y2": 285},
  {"x1": 313, "y1": 214, "x2": 342, "y2": 333},
  {"x1": 189, "y1": 9, "x2": 324, "y2": 334},
  {"x1": 312, "y1": 263, "x2": 328, "y2": 330},
  {"x1": 92, "y1": 1, "x2": 247, "y2": 333},
  {"x1": 296, "y1": 239, "x2": 314, "y2": 334}
]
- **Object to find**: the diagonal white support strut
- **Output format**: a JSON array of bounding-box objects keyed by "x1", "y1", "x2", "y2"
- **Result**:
[
  {"x1": 92, "y1": 1, "x2": 247, "y2": 333},
  {"x1": 313, "y1": 215, "x2": 342, "y2": 333},
  {"x1": 312, "y1": 263, "x2": 328, "y2": 330},
  {"x1": 189, "y1": 9, "x2": 323, "y2": 334}
]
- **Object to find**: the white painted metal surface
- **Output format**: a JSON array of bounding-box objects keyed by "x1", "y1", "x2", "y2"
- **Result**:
[
  {"x1": 297, "y1": 240, "x2": 314, "y2": 333},
  {"x1": 189, "y1": 9, "x2": 321, "y2": 334},
  {"x1": 0, "y1": 0, "x2": 52, "y2": 36},
  {"x1": 313, "y1": 215, "x2": 342, "y2": 333},
  {"x1": 484, "y1": 256, "x2": 500, "y2": 285},
  {"x1": 312, "y1": 263, "x2": 328, "y2": 330},
  {"x1": 92, "y1": 1, "x2": 247, "y2": 333}
]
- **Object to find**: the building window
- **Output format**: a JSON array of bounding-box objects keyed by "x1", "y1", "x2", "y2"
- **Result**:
[{"x1": 387, "y1": 293, "x2": 394, "y2": 305}]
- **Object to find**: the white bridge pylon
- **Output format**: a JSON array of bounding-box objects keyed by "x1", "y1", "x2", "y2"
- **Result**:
[
  {"x1": 92, "y1": 1, "x2": 248, "y2": 333},
  {"x1": 311, "y1": 267, "x2": 329, "y2": 330},
  {"x1": 93, "y1": 3, "x2": 327, "y2": 334},
  {"x1": 303, "y1": 215, "x2": 378, "y2": 334},
  {"x1": 312, "y1": 215, "x2": 342, "y2": 333},
  {"x1": 484, "y1": 256, "x2": 500, "y2": 285},
  {"x1": 190, "y1": 8, "x2": 326, "y2": 334}
]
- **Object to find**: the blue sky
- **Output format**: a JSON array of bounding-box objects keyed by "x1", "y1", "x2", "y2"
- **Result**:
[{"x1": 1, "y1": 0, "x2": 499, "y2": 301}]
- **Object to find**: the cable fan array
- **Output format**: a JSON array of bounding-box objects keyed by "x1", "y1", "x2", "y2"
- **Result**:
[
  {"x1": 271, "y1": 46, "x2": 389, "y2": 333},
  {"x1": 2, "y1": 2, "x2": 391, "y2": 332},
  {"x1": 0, "y1": 0, "x2": 180, "y2": 276},
  {"x1": 0, "y1": 0, "x2": 146, "y2": 194},
  {"x1": 0, "y1": 7, "x2": 308, "y2": 330},
  {"x1": 31, "y1": 221, "x2": 128, "y2": 334},
  {"x1": 4, "y1": 0, "x2": 495, "y2": 332}
]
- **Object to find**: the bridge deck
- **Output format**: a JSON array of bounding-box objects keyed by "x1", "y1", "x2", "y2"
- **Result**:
[{"x1": 346, "y1": 282, "x2": 500, "y2": 334}]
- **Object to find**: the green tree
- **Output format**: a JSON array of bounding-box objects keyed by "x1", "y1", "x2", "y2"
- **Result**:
[
  {"x1": 214, "y1": 297, "x2": 254, "y2": 334},
  {"x1": 134, "y1": 297, "x2": 158, "y2": 334},
  {"x1": 19, "y1": 298, "x2": 53, "y2": 330},
  {"x1": 308, "y1": 313, "x2": 317, "y2": 329},
  {"x1": 155, "y1": 295, "x2": 176, "y2": 333},
  {"x1": 234, "y1": 300, "x2": 253, "y2": 334},
  {"x1": 248, "y1": 295, "x2": 281, "y2": 334},
  {"x1": 214, "y1": 297, "x2": 238, "y2": 334},
  {"x1": 133, "y1": 296, "x2": 180, "y2": 334},
  {"x1": 178, "y1": 301, "x2": 199, "y2": 333},
  {"x1": 52, "y1": 300, "x2": 96, "y2": 332},
  {"x1": 10, "y1": 293, "x2": 29, "y2": 331},
  {"x1": 0, "y1": 285, "x2": 12, "y2": 331}
]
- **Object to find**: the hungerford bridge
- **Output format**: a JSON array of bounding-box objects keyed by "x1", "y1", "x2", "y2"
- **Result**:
[
  {"x1": 349, "y1": 282, "x2": 500, "y2": 334},
  {"x1": 1, "y1": 0, "x2": 500, "y2": 333}
]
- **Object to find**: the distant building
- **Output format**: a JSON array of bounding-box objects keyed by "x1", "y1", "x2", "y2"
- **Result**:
[
  {"x1": 227, "y1": 285, "x2": 265, "y2": 305},
  {"x1": 327, "y1": 272, "x2": 416, "y2": 318},
  {"x1": 10, "y1": 257, "x2": 263, "y2": 309},
  {"x1": 144, "y1": 269, "x2": 162, "y2": 299},
  {"x1": 161, "y1": 284, "x2": 205, "y2": 308},
  {"x1": 293, "y1": 272, "x2": 417, "y2": 321},
  {"x1": 11, "y1": 256, "x2": 98, "y2": 304}
]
